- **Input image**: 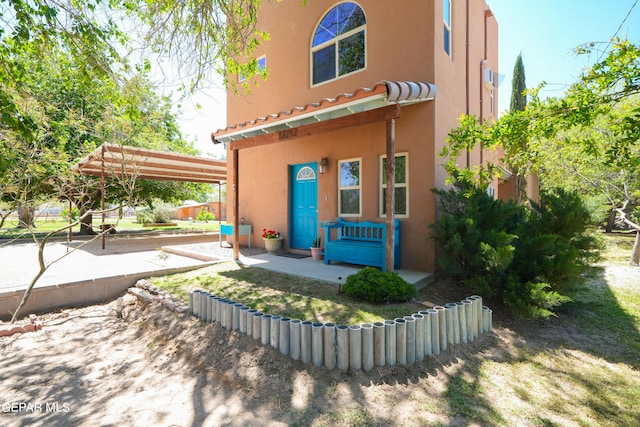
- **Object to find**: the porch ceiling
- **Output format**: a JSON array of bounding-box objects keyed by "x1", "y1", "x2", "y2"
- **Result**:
[
  {"x1": 72, "y1": 144, "x2": 227, "y2": 184},
  {"x1": 211, "y1": 80, "x2": 436, "y2": 145}
]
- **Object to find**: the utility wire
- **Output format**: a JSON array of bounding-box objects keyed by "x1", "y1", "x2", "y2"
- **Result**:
[{"x1": 597, "y1": 0, "x2": 638, "y2": 62}]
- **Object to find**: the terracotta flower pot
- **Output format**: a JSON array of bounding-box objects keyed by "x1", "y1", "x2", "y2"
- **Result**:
[{"x1": 310, "y1": 246, "x2": 324, "y2": 260}]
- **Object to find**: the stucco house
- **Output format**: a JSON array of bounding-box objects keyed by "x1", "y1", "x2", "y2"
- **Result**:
[{"x1": 212, "y1": 0, "x2": 499, "y2": 273}]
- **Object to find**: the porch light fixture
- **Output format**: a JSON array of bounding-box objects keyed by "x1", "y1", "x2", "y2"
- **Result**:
[{"x1": 319, "y1": 157, "x2": 328, "y2": 174}]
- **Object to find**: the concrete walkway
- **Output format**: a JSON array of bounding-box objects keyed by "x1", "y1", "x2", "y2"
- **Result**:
[
  {"x1": 163, "y1": 240, "x2": 431, "y2": 287},
  {"x1": 0, "y1": 233, "x2": 431, "y2": 320}
]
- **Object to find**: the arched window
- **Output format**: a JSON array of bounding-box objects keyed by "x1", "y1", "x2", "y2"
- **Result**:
[
  {"x1": 296, "y1": 166, "x2": 317, "y2": 181},
  {"x1": 311, "y1": 2, "x2": 366, "y2": 85}
]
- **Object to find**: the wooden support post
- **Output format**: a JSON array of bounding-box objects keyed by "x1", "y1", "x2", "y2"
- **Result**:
[
  {"x1": 233, "y1": 149, "x2": 240, "y2": 261},
  {"x1": 68, "y1": 197, "x2": 73, "y2": 242},
  {"x1": 385, "y1": 118, "x2": 396, "y2": 272}
]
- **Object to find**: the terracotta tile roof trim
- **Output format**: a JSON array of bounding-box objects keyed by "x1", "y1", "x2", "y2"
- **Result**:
[{"x1": 212, "y1": 80, "x2": 436, "y2": 139}]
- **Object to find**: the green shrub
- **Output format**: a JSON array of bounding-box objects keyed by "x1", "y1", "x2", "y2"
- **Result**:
[
  {"x1": 431, "y1": 185, "x2": 601, "y2": 318},
  {"x1": 135, "y1": 203, "x2": 177, "y2": 224},
  {"x1": 197, "y1": 208, "x2": 215, "y2": 222},
  {"x1": 136, "y1": 209, "x2": 155, "y2": 224},
  {"x1": 343, "y1": 267, "x2": 417, "y2": 303},
  {"x1": 431, "y1": 185, "x2": 521, "y2": 289},
  {"x1": 153, "y1": 203, "x2": 176, "y2": 223}
]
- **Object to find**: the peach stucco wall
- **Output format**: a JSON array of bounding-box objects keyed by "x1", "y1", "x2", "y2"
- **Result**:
[
  {"x1": 233, "y1": 102, "x2": 437, "y2": 271},
  {"x1": 226, "y1": 0, "x2": 436, "y2": 122},
  {"x1": 221, "y1": 0, "x2": 498, "y2": 272}
]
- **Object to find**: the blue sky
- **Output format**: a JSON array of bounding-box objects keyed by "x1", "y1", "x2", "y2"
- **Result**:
[
  {"x1": 180, "y1": 1, "x2": 640, "y2": 156},
  {"x1": 487, "y1": 0, "x2": 639, "y2": 115}
]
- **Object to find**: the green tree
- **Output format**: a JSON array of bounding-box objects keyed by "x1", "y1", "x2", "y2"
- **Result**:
[
  {"x1": 1, "y1": 0, "x2": 266, "y2": 229},
  {"x1": 507, "y1": 53, "x2": 530, "y2": 203},
  {"x1": 1, "y1": 0, "x2": 265, "y2": 322},
  {"x1": 510, "y1": 53, "x2": 527, "y2": 112},
  {"x1": 441, "y1": 39, "x2": 640, "y2": 265},
  {"x1": 0, "y1": 41, "x2": 207, "y2": 233}
]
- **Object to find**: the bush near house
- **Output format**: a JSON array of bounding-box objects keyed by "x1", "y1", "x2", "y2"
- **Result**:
[
  {"x1": 343, "y1": 267, "x2": 417, "y2": 304},
  {"x1": 430, "y1": 185, "x2": 601, "y2": 318}
]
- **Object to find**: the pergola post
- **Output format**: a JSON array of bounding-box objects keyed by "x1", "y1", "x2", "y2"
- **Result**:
[
  {"x1": 101, "y1": 144, "x2": 106, "y2": 250},
  {"x1": 68, "y1": 196, "x2": 73, "y2": 243},
  {"x1": 385, "y1": 118, "x2": 396, "y2": 272}
]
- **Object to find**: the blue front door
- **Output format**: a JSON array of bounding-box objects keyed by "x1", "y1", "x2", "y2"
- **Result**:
[{"x1": 290, "y1": 163, "x2": 318, "y2": 249}]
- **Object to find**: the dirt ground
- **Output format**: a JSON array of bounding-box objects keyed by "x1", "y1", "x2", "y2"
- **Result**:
[{"x1": 0, "y1": 265, "x2": 634, "y2": 427}]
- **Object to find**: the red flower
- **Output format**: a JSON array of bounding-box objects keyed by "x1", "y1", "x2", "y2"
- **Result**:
[{"x1": 262, "y1": 228, "x2": 280, "y2": 239}]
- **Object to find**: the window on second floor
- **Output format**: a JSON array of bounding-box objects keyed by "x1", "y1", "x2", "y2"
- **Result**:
[
  {"x1": 238, "y1": 55, "x2": 266, "y2": 83},
  {"x1": 311, "y1": 2, "x2": 366, "y2": 86},
  {"x1": 443, "y1": 0, "x2": 452, "y2": 56}
]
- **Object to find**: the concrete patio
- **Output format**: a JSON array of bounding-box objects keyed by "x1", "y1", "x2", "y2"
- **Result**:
[{"x1": 164, "y1": 240, "x2": 432, "y2": 287}]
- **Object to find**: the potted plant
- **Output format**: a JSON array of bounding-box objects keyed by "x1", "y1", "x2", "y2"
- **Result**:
[
  {"x1": 262, "y1": 228, "x2": 283, "y2": 253},
  {"x1": 310, "y1": 236, "x2": 323, "y2": 260}
]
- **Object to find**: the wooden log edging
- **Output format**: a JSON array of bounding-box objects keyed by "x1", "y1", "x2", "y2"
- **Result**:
[{"x1": 189, "y1": 290, "x2": 493, "y2": 371}]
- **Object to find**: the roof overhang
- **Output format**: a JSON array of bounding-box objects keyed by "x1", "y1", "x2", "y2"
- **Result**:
[
  {"x1": 72, "y1": 144, "x2": 227, "y2": 184},
  {"x1": 212, "y1": 80, "x2": 436, "y2": 145}
]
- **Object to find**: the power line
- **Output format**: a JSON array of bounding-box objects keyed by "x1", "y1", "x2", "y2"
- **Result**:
[{"x1": 598, "y1": 0, "x2": 638, "y2": 61}]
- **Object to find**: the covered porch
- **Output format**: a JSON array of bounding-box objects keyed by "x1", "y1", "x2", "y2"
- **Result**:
[{"x1": 212, "y1": 80, "x2": 437, "y2": 273}]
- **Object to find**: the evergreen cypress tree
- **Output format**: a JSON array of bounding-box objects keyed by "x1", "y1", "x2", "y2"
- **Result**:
[
  {"x1": 508, "y1": 53, "x2": 529, "y2": 203},
  {"x1": 510, "y1": 53, "x2": 527, "y2": 112}
]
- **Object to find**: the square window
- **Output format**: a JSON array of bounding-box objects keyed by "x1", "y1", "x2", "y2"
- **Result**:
[
  {"x1": 313, "y1": 45, "x2": 336, "y2": 85},
  {"x1": 340, "y1": 189, "x2": 361, "y2": 215},
  {"x1": 238, "y1": 55, "x2": 267, "y2": 83},
  {"x1": 338, "y1": 30, "x2": 365, "y2": 76},
  {"x1": 257, "y1": 56, "x2": 267, "y2": 71}
]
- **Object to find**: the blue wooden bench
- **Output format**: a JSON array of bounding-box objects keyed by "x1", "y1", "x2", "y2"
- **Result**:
[{"x1": 322, "y1": 219, "x2": 400, "y2": 271}]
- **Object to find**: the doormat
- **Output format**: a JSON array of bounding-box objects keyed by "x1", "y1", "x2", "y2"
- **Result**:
[{"x1": 276, "y1": 252, "x2": 310, "y2": 259}]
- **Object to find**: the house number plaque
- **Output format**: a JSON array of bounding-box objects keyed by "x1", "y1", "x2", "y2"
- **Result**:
[{"x1": 278, "y1": 128, "x2": 298, "y2": 140}]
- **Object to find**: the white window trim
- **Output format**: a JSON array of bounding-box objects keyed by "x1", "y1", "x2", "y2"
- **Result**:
[
  {"x1": 310, "y1": 4, "x2": 367, "y2": 87},
  {"x1": 338, "y1": 157, "x2": 362, "y2": 217},
  {"x1": 379, "y1": 152, "x2": 409, "y2": 218}
]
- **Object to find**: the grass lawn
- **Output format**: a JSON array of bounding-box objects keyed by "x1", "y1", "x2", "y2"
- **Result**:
[
  {"x1": 152, "y1": 262, "x2": 426, "y2": 324},
  {"x1": 149, "y1": 232, "x2": 640, "y2": 426}
]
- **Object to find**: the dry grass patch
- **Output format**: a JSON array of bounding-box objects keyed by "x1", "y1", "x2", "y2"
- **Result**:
[{"x1": 147, "y1": 232, "x2": 640, "y2": 426}]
